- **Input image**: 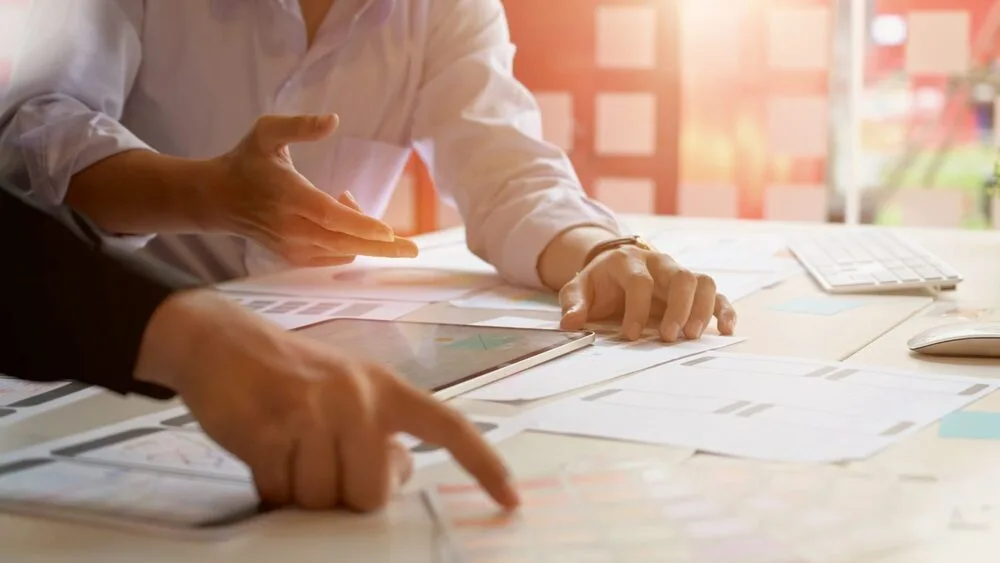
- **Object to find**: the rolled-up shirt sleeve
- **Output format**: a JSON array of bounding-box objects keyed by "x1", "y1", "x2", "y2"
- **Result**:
[
  {"x1": 0, "y1": 0, "x2": 150, "y2": 208},
  {"x1": 411, "y1": 0, "x2": 623, "y2": 289}
]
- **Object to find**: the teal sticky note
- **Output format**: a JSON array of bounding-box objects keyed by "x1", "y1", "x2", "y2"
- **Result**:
[
  {"x1": 770, "y1": 298, "x2": 868, "y2": 316},
  {"x1": 939, "y1": 411, "x2": 1000, "y2": 440}
]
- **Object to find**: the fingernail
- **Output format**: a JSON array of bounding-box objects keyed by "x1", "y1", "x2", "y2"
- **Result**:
[
  {"x1": 396, "y1": 245, "x2": 418, "y2": 258},
  {"x1": 502, "y1": 477, "x2": 521, "y2": 509},
  {"x1": 342, "y1": 190, "x2": 360, "y2": 207},
  {"x1": 663, "y1": 322, "x2": 680, "y2": 341},
  {"x1": 627, "y1": 322, "x2": 643, "y2": 340}
]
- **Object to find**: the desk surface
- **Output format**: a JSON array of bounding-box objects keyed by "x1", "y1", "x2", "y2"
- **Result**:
[{"x1": 3, "y1": 216, "x2": 999, "y2": 562}]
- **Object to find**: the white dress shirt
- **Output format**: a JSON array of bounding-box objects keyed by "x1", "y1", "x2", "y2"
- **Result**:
[{"x1": 0, "y1": 0, "x2": 620, "y2": 287}]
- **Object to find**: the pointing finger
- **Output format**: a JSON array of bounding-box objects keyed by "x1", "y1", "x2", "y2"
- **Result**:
[
  {"x1": 387, "y1": 384, "x2": 518, "y2": 510},
  {"x1": 389, "y1": 438, "x2": 415, "y2": 491},
  {"x1": 289, "y1": 186, "x2": 395, "y2": 242},
  {"x1": 284, "y1": 217, "x2": 417, "y2": 258}
]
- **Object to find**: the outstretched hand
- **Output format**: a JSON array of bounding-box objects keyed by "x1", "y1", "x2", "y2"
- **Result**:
[{"x1": 214, "y1": 113, "x2": 418, "y2": 267}]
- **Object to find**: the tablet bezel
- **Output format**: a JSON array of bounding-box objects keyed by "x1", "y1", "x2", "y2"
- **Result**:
[{"x1": 292, "y1": 318, "x2": 595, "y2": 400}]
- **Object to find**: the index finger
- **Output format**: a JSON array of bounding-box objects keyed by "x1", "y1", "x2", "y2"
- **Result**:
[
  {"x1": 290, "y1": 186, "x2": 395, "y2": 242},
  {"x1": 558, "y1": 275, "x2": 592, "y2": 330},
  {"x1": 387, "y1": 385, "x2": 519, "y2": 509}
]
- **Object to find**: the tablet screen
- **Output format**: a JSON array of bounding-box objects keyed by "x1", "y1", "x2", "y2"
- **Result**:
[{"x1": 295, "y1": 319, "x2": 590, "y2": 392}]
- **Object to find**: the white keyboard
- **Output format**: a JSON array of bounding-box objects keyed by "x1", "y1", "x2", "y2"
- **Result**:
[{"x1": 788, "y1": 230, "x2": 963, "y2": 294}]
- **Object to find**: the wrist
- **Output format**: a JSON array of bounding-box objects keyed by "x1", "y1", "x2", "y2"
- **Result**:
[
  {"x1": 134, "y1": 289, "x2": 224, "y2": 393},
  {"x1": 537, "y1": 225, "x2": 620, "y2": 290},
  {"x1": 189, "y1": 156, "x2": 237, "y2": 233}
]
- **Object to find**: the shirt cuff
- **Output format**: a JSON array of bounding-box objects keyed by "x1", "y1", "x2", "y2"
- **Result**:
[
  {"x1": 16, "y1": 107, "x2": 156, "y2": 249},
  {"x1": 495, "y1": 190, "x2": 622, "y2": 289}
]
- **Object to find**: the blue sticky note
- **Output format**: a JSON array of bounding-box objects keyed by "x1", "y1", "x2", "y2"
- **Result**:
[
  {"x1": 939, "y1": 411, "x2": 1000, "y2": 440},
  {"x1": 770, "y1": 297, "x2": 868, "y2": 316}
]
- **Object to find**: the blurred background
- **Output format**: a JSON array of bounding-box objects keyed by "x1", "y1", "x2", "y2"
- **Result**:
[{"x1": 2, "y1": 0, "x2": 998, "y2": 235}]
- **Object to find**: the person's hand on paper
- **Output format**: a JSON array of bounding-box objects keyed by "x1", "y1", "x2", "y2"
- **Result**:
[
  {"x1": 135, "y1": 290, "x2": 519, "y2": 512},
  {"x1": 559, "y1": 246, "x2": 737, "y2": 342},
  {"x1": 212, "y1": 113, "x2": 418, "y2": 267}
]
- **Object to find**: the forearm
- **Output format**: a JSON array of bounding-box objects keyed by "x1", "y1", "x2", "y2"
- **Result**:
[
  {"x1": 66, "y1": 149, "x2": 225, "y2": 236},
  {"x1": 0, "y1": 180, "x2": 199, "y2": 398},
  {"x1": 537, "y1": 225, "x2": 619, "y2": 291}
]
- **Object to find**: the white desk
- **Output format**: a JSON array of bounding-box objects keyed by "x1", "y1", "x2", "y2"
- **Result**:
[{"x1": 2, "y1": 216, "x2": 999, "y2": 562}]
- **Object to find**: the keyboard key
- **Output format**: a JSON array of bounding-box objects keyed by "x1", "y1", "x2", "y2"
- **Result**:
[
  {"x1": 890, "y1": 268, "x2": 921, "y2": 282},
  {"x1": 872, "y1": 271, "x2": 899, "y2": 284},
  {"x1": 825, "y1": 273, "x2": 872, "y2": 287},
  {"x1": 911, "y1": 266, "x2": 944, "y2": 280}
]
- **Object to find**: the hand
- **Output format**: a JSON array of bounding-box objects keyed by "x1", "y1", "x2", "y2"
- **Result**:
[
  {"x1": 136, "y1": 290, "x2": 519, "y2": 512},
  {"x1": 212, "y1": 113, "x2": 418, "y2": 267},
  {"x1": 559, "y1": 245, "x2": 737, "y2": 342}
]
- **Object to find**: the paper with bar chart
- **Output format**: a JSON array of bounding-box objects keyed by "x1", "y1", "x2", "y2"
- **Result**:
[
  {"x1": 224, "y1": 292, "x2": 423, "y2": 329},
  {"x1": 0, "y1": 376, "x2": 101, "y2": 427},
  {"x1": 523, "y1": 352, "x2": 999, "y2": 462}
]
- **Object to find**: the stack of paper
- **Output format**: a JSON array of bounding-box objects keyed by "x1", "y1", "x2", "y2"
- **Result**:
[
  {"x1": 462, "y1": 317, "x2": 744, "y2": 402},
  {"x1": 521, "y1": 352, "x2": 999, "y2": 462}
]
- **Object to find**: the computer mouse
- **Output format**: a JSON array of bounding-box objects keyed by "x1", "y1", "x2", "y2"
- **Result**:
[{"x1": 907, "y1": 322, "x2": 1000, "y2": 358}]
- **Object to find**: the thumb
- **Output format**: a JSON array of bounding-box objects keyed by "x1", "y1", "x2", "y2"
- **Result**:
[
  {"x1": 338, "y1": 191, "x2": 363, "y2": 212},
  {"x1": 388, "y1": 439, "x2": 414, "y2": 494},
  {"x1": 252, "y1": 113, "x2": 339, "y2": 152},
  {"x1": 559, "y1": 276, "x2": 591, "y2": 329}
]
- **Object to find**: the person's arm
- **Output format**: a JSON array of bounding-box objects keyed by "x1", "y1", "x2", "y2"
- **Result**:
[
  {"x1": 410, "y1": 0, "x2": 623, "y2": 291},
  {"x1": 0, "y1": 0, "x2": 218, "y2": 236},
  {"x1": 0, "y1": 2, "x2": 409, "y2": 268},
  {"x1": 0, "y1": 177, "x2": 199, "y2": 399}
]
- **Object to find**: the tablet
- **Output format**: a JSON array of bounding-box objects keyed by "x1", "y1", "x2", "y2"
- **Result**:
[{"x1": 294, "y1": 319, "x2": 595, "y2": 399}]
